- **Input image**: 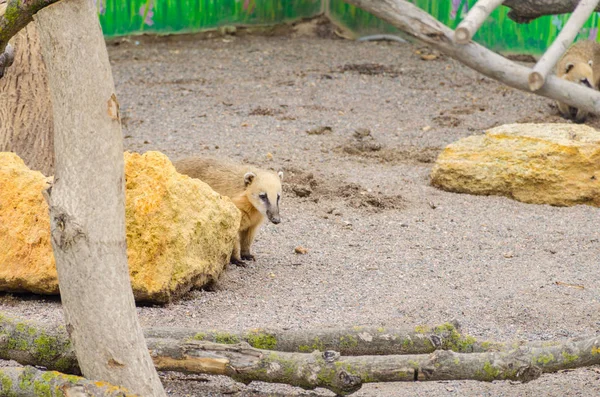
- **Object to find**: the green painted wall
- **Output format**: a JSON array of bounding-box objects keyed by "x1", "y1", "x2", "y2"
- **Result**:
[
  {"x1": 96, "y1": 0, "x2": 600, "y2": 54},
  {"x1": 98, "y1": 0, "x2": 322, "y2": 37},
  {"x1": 328, "y1": 0, "x2": 600, "y2": 55}
]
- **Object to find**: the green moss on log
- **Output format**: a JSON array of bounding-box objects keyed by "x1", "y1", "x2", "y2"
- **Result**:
[
  {"x1": 535, "y1": 353, "x2": 555, "y2": 365},
  {"x1": 561, "y1": 351, "x2": 578, "y2": 364},
  {"x1": 33, "y1": 380, "x2": 52, "y2": 397},
  {"x1": 214, "y1": 332, "x2": 240, "y2": 345},
  {"x1": 245, "y1": 331, "x2": 277, "y2": 350},
  {"x1": 435, "y1": 323, "x2": 476, "y2": 352},
  {"x1": 0, "y1": 372, "x2": 16, "y2": 397},
  {"x1": 339, "y1": 335, "x2": 358, "y2": 349}
]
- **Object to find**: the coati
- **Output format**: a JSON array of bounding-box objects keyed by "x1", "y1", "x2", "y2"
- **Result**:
[
  {"x1": 173, "y1": 157, "x2": 283, "y2": 266},
  {"x1": 556, "y1": 40, "x2": 600, "y2": 123}
]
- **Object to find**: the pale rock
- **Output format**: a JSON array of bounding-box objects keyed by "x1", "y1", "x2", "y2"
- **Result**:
[
  {"x1": 431, "y1": 123, "x2": 600, "y2": 207},
  {"x1": 0, "y1": 151, "x2": 241, "y2": 303}
]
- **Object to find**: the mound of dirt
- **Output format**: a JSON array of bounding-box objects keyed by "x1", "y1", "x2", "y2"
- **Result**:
[
  {"x1": 283, "y1": 167, "x2": 405, "y2": 212},
  {"x1": 338, "y1": 128, "x2": 440, "y2": 164}
]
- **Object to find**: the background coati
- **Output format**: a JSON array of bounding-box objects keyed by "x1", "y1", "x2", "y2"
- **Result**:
[
  {"x1": 556, "y1": 40, "x2": 600, "y2": 123},
  {"x1": 174, "y1": 157, "x2": 283, "y2": 266}
]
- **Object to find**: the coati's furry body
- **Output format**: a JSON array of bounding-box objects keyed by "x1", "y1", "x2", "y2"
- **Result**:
[
  {"x1": 556, "y1": 40, "x2": 600, "y2": 123},
  {"x1": 173, "y1": 157, "x2": 283, "y2": 265}
]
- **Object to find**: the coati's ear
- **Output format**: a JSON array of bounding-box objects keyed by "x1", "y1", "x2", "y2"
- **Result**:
[
  {"x1": 589, "y1": 60, "x2": 594, "y2": 67},
  {"x1": 278, "y1": 171, "x2": 284, "y2": 181},
  {"x1": 244, "y1": 172, "x2": 256, "y2": 186},
  {"x1": 565, "y1": 62, "x2": 575, "y2": 73}
]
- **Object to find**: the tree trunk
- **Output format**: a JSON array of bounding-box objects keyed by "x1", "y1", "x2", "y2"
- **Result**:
[
  {"x1": 0, "y1": 366, "x2": 138, "y2": 397},
  {"x1": 0, "y1": 23, "x2": 54, "y2": 176},
  {"x1": 33, "y1": 0, "x2": 166, "y2": 395}
]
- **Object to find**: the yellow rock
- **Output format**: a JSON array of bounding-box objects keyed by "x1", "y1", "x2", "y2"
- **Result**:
[
  {"x1": 431, "y1": 123, "x2": 600, "y2": 207},
  {"x1": 124, "y1": 151, "x2": 240, "y2": 302},
  {"x1": 0, "y1": 151, "x2": 241, "y2": 303},
  {"x1": 0, "y1": 153, "x2": 57, "y2": 294}
]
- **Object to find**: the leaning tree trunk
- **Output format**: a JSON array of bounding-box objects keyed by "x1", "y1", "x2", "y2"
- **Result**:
[
  {"x1": 33, "y1": 0, "x2": 166, "y2": 395},
  {"x1": 0, "y1": 22, "x2": 54, "y2": 176}
]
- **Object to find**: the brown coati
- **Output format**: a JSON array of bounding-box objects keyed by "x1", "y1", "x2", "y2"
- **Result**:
[
  {"x1": 173, "y1": 157, "x2": 283, "y2": 265},
  {"x1": 556, "y1": 40, "x2": 600, "y2": 123}
]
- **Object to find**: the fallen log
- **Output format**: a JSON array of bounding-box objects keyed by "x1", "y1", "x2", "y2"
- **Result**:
[
  {"x1": 0, "y1": 366, "x2": 137, "y2": 396},
  {"x1": 149, "y1": 339, "x2": 541, "y2": 395}
]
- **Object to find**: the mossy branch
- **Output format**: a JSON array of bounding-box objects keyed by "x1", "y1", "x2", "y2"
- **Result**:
[
  {"x1": 148, "y1": 321, "x2": 496, "y2": 355},
  {"x1": 0, "y1": 0, "x2": 61, "y2": 75},
  {"x1": 0, "y1": 314, "x2": 78, "y2": 374},
  {"x1": 0, "y1": 366, "x2": 138, "y2": 397}
]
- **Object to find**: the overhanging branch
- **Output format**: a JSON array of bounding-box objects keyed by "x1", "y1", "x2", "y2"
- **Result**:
[
  {"x1": 503, "y1": 0, "x2": 600, "y2": 23},
  {"x1": 0, "y1": 0, "x2": 61, "y2": 75}
]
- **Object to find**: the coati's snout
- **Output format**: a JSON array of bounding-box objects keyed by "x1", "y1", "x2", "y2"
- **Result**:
[
  {"x1": 581, "y1": 78, "x2": 592, "y2": 88},
  {"x1": 267, "y1": 209, "x2": 281, "y2": 224}
]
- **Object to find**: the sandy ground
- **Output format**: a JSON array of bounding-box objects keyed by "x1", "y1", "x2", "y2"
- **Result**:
[{"x1": 2, "y1": 28, "x2": 600, "y2": 396}]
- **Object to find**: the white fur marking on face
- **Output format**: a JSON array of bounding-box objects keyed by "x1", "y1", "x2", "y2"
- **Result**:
[
  {"x1": 278, "y1": 171, "x2": 283, "y2": 181},
  {"x1": 244, "y1": 172, "x2": 256, "y2": 186}
]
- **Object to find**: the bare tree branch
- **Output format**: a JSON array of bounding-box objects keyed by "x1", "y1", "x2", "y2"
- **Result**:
[
  {"x1": 0, "y1": 0, "x2": 61, "y2": 52},
  {"x1": 0, "y1": 0, "x2": 60, "y2": 77},
  {"x1": 529, "y1": 0, "x2": 600, "y2": 91},
  {"x1": 455, "y1": 0, "x2": 505, "y2": 44},
  {"x1": 343, "y1": 0, "x2": 600, "y2": 115},
  {"x1": 503, "y1": 0, "x2": 600, "y2": 23}
]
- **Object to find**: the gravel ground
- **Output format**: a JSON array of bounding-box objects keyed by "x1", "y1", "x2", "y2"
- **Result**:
[{"x1": 2, "y1": 28, "x2": 600, "y2": 396}]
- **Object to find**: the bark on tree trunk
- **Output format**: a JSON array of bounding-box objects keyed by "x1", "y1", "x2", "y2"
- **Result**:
[
  {"x1": 0, "y1": 23, "x2": 54, "y2": 176},
  {"x1": 0, "y1": 366, "x2": 138, "y2": 397},
  {"x1": 33, "y1": 0, "x2": 166, "y2": 395}
]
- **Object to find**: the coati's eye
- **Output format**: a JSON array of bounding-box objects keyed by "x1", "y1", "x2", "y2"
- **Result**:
[{"x1": 259, "y1": 193, "x2": 267, "y2": 200}]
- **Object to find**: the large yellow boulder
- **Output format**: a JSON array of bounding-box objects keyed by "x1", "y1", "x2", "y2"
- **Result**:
[
  {"x1": 431, "y1": 123, "x2": 600, "y2": 207},
  {"x1": 0, "y1": 151, "x2": 241, "y2": 303}
]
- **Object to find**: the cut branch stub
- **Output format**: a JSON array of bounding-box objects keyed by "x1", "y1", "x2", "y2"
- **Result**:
[
  {"x1": 454, "y1": 0, "x2": 505, "y2": 44},
  {"x1": 529, "y1": 0, "x2": 600, "y2": 91}
]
